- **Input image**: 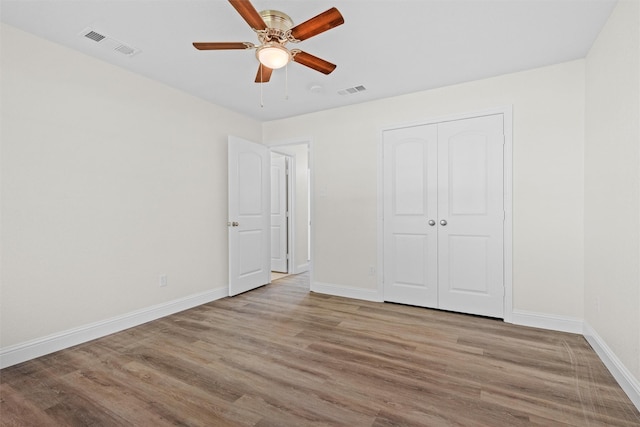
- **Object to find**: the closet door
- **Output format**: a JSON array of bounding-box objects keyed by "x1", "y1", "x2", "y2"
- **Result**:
[
  {"x1": 437, "y1": 114, "x2": 505, "y2": 318},
  {"x1": 383, "y1": 125, "x2": 438, "y2": 307},
  {"x1": 382, "y1": 113, "x2": 506, "y2": 318}
]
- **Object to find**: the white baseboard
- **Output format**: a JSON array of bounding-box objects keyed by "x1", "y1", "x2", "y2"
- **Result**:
[
  {"x1": 509, "y1": 309, "x2": 584, "y2": 334},
  {"x1": 583, "y1": 322, "x2": 640, "y2": 411},
  {"x1": 0, "y1": 287, "x2": 228, "y2": 369},
  {"x1": 311, "y1": 281, "x2": 382, "y2": 302}
]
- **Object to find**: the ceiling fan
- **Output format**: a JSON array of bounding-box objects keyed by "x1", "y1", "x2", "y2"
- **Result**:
[{"x1": 193, "y1": 0, "x2": 344, "y2": 83}]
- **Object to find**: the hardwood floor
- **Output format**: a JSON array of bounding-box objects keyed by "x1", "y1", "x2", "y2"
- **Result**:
[{"x1": 2, "y1": 273, "x2": 639, "y2": 426}]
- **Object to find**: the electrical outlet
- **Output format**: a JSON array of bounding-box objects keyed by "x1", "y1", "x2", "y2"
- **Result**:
[
  {"x1": 369, "y1": 266, "x2": 376, "y2": 276},
  {"x1": 159, "y1": 274, "x2": 168, "y2": 287}
]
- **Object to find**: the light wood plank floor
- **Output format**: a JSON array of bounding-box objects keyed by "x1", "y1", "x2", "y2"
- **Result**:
[{"x1": 2, "y1": 273, "x2": 639, "y2": 426}]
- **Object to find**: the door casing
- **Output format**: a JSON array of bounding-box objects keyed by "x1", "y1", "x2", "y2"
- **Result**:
[
  {"x1": 270, "y1": 153, "x2": 289, "y2": 273},
  {"x1": 268, "y1": 140, "x2": 313, "y2": 282}
]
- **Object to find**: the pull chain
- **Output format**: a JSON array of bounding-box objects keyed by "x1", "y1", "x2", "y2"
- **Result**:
[
  {"x1": 285, "y1": 62, "x2": 289, "y2": 100},
  {"x1": 260, "y1": 65, "x2": 264, "y2": 108}
]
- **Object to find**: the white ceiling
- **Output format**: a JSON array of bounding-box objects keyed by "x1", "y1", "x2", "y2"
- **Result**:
[{"x1": 1, "y1": 0, "x2": 617, "y2": 121}]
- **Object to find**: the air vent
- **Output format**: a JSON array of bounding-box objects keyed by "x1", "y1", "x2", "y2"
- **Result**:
[
  {"x1": 78, "y1": 27, "x2": 141, "y2": 57},
  {"x1": 84, "y1": 30, "x2": 106, "y2": 42},
  {"x1": 338, "y1": 85, "x2": 367, "y2": 96},
  {"x1": 114, "y1": 44, "x2": 135, "y2": 55}
]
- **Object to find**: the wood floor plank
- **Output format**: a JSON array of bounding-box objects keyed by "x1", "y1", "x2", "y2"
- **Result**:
[
  {"x1": 1, "y1": 273, "x2": 639, "y2": 426},
  {"x1": 56, "y1": 369, "x2": 174, "y2": 427},
  {"x1": 0, "y1": 383, "x2": 57, "y2": 427}
]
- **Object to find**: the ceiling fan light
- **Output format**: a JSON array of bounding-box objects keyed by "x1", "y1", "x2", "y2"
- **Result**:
[{"x1": 257, "y1": 43, "x2": 290, "y2": 69}]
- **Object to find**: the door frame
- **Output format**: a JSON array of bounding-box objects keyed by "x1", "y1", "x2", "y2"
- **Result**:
[
  {"x1": 265, "y1": 138, "x2": 313, "y2": 288},
  {"x1": 377, "y1": 106, "x2": 513, "y2": 322},
  {"x1": 270, "y1": 151, "x2": 293, "y2": 274}
]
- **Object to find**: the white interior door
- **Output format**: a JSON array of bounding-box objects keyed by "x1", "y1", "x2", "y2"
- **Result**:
[
  {"x1": 228, "y1": 136, "x2": 270, "y2": 296},
  {"x1": 271, "y1": 155, "x2": 288, "y2": 273},
  {"x1": 382, "y1": 114, "x2": 505, "y2": 318},
  {"x1": 437, "y1": 115, "x2": 504, "y2": 317},
  {"x1": 383, "y1": 124, "x2": 439, "y2": 307}
]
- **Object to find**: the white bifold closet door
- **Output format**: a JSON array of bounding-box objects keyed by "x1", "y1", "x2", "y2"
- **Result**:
[{"x1": 383, "y1": 114, "x2": 505, "y2": 318}]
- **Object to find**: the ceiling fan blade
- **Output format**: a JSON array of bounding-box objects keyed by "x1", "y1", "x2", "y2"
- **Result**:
[
  {"x1": 193, "y1": 42, "x2": 254, "y2": 50},
  {"x1": 255, "y1": 64, "x2": 273, "y2": 83},
  {"x1": 292, "y1": 51, "x2": 337, "y2": 75},
  {"x1": 228, "y1": 0, "x2": 267, "y2": 31},
  {"x1": 289, "y1": 7, "x2": 344, "y2": 42}
]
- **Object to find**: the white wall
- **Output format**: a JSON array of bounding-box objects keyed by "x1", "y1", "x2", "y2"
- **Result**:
[
  {"x1": 0, "y1": 24, "x2": 262, "y2": 350},
  {"x1": 584, "y1": 0, "x2": 640, "y2": 384},
  {"x1": 263, "y1": 60, "x2": 586, "y2": 319}
]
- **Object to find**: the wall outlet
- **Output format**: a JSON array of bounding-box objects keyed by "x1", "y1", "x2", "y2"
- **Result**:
[
  {"x1": 369, "y1": 266, "x2": 376, "y2": 276},
  {"x1": 159, "y1": 274, "x2": 168, "y2": 287}
]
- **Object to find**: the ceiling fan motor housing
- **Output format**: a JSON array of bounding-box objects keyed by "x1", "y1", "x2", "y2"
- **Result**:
[
  {"x1": 258, "y1": 10, "x2": 293, "y2": 44},
  {"x1": 260, "y1": 10, "x2": 293, "y2": 31}
]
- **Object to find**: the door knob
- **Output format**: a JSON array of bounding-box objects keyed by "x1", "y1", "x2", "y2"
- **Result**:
[
  {"x1": 428, "y1": 220, "x2": 436, "y2": 226},
  {"x1": 440, "y1": 219, "x2": 447, "y2": 226},
  {"x1": 232, "y1": 221, "x2": 239, "y2": 227}
]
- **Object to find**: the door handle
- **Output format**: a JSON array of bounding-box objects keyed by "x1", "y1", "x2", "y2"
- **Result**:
[
  {"x1": 440, "y1": 219, "x2": 447, "y2": 226},
  {"x1": 232, "y1": 222, "x2": 239, "y2": 227},
  {"x1": 428, "y1": 220, "x2": 436, "y2": 226}
]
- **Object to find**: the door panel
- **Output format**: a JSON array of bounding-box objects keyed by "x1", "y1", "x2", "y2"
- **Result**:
[
  {"x1": 437, "y1": 114, "x2": 504, "y2": 317},
  {"x1": 238, "y1": 152, "x2": 263, "y2": 214},
  {"x1": 447, "y1": 235, "x2": 490, "y2": 293},
  {"x1": 394, "y1": 141, "x2": 427, "y2": 215},
  {"x1": 391, "y1": 233, "x2": 433, "y2": 288},
  {"x1": 239, "y1": 230, "x2": 263, "y2": 275},
  {"x1": 383, "y1": 125, "x2": 438, "y2": 307},
  {"x1": 448, "y1": 135, "x2": 488, "y2": 215},
  {"x1": 229, "y1": 136, "x2": 270, "y2": 296},
  {"x1": 270, "y1": 155, "x2": 288, "y2": 272}
]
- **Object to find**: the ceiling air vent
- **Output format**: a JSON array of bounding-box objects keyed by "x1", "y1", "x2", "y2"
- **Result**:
[
  {"x1": 84, "y1": 30, "x2": 106, "y2": 42},
  {"x1": 114, "y1": 44, "x2": 136, "y2": 55},
  {"x1": 78, "y1": 27, "x2": 141, "y2": 57},
  {"x1": 338, "y1": 85, "x2": 367, "y2": 96}
]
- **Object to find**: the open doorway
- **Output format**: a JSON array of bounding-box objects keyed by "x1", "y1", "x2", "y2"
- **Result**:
[
  {"x1": 270, "y1": 152, "x2": 289, "y2": 276},
  {"x1": 269, "y1": 142, "x2": 311, "y2": 285}
]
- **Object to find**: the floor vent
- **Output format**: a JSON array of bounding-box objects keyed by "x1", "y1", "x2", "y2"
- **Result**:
[
  {"x1": 338, "y1": 85, "x2": 367, "y2": 96},
  {"x1": 78, "y1": 27, "x2": 140, "y2": 57}
]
